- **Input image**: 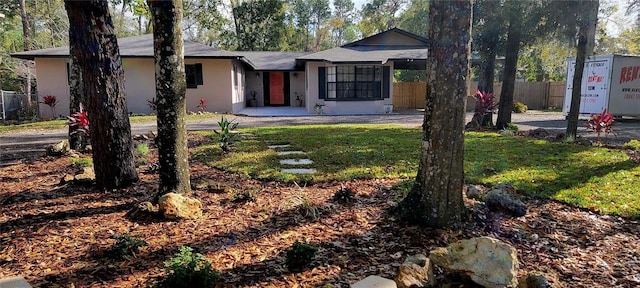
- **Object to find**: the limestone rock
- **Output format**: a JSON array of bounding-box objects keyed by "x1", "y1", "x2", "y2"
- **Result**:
[
  {"x1": 527, "y1": 128, "x2": 550, "y2": 139},
  {"x1": 191, "y1": 179, "x2": 232, "y2": 194},
  {"x1": 395, "y1": 254, "x2": 434, "y2": 288},
  {"x1": 466, "y1": 184, "x2": 485, "y2": 200},
  {"x1": 147, "y1": 130, "x2": 157, "y2": 139},
  {"x1": 125, "y1": 201, "x2": 157, "y2": 219},
  {"x1": 351, "y1": 275, "x2": 397, "y2": 288},
  {"x1": 133, "y1": 134, "x2": 149, "y2": 141},
  {"x1": 484, "y1": 189, "x2": 527, "y2": 217},
  {"x1": 59, "y1": 174, "x2": 75, "y2": 185},
  {"x1": 158, "y1": 193, "x2": 202, "y2": 220},
  {"x1": 74, "y1": 167, "x2": 95, "y2": 186},
  {"x1": 429, "y1": 236, "x2": 519, "y2": 288},
  {"x1": 0, "y1": 276, "x2": 33, "y2": 288},
  {"x1": 46, "y1": 140, "x2": 70, "y2": 156},
  {"x1": 518, "y1": 272, "x2": 553, "y2": 288},
  {"x1": 493, "y1": 182, "x2": 516, "y2": 193}
]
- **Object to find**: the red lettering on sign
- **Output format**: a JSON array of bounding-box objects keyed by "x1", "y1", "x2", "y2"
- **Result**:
[
  {"x1": 620, "y1": 66, "x2": 640, "y2": 84},
  {"x1": 588, "y1": 75, "x2": 604, "y2": 83}
]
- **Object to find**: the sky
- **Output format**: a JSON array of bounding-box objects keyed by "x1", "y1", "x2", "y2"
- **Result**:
[{"x1": 349, "y1": 0, "x2": 634, "y2": 37}]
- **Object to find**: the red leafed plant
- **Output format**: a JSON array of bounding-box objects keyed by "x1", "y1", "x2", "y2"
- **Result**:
[
  {"x1": 585, "y1": 109, "x2": 616, "y2": 142},
  {"x1": 198, "y1": 98, "x2": 207, "y2": 113},
  {"x1": 41, "y1": 95, "x2": 58, "y2": 118},
  {"x1": 474, "y1": 89, "x2": 496, "y2": 117},
  {"x1": 68, "y1": 104, "x2": 90, "y2": 136}
]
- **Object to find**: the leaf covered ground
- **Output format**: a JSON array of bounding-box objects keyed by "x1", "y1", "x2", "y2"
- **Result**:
[{"x1": 1, "y1": 134, "x2": 639, "y2": 287}]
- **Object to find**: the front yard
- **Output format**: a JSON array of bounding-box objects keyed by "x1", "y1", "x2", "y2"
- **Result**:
[{"x1": 1, "y1": 124, "x2": 639, "y2": 287}]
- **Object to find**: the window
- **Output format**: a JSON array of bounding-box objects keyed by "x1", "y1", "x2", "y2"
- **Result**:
[
  {"x1": 325, "y1": 65, "x2": 383, "y2": 100},
  {"x1": 186, "y1": 63, "x2": 203, "y2": 88}
]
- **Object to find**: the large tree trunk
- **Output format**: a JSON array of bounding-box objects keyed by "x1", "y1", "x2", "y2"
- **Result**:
[
  {"x1": 68, "y1": 46, "x2": 86, "y2": 150},
  {"x1": 19, "y1": 0, "x2": 32, "y2": 110},
  {"x1": 148, "y1": 0, "x2": 191, "y2": 196},
  {"x1": 475, "y1": 39, "x2": 498, "y2": 127},
  {"x1": 397, "y1": 0, "x2": 471, "y2": 228},
  {"x1": 567, "y1": 0, "x2": 598, "y2": 138},
  {"x1": 65, "y1": 0, "x2": 138, "y2": 189},
  {"x1": 495, "y1": 12, "x2": 522, "y2": 130}
]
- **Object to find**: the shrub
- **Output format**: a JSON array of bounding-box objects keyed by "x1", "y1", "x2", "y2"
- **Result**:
[
  {"x1": 623, "y1": 139, "x2": 640, "y2": 150},
  {"x1": 213, "y1": 116, "x2": 238, "y2": 154},
  {"x1": 137, "y1": 143, "x2": 149, "y2": 155},
  {"x1": 512, "y1": 101, "x2": 528, "y2": 113},
  {"x1": 285, "y1": 241, "x2": 318, "y2": 272},
  {"x1": 164, "y1": 246, "x2": 219, "y2": 288},
  {"x1": 584, "y1": 109, "x2": 615, "y2": 142},
  {"x1": 505, "y1": 122, "x2": 519, "y2": 132},
  {"x1": 474, "y1": 90, "x2": 496, "y2": 118},
  {"x1": 197, "y1": 99, "x2": 207, "y2": 113},
  {"x1": 109, "y1": 234, "x2": 147, "y2": 259},
  {"x1": 332, "y1": 187, "x2": 356, "y2": 204},
  {"x1": 68, "y1": 104, "x2": 90, "y2": 136},
  {"x1": 41, "y1": 95, "x2": 58, "y2": 118},
  {"x1": 70, "y1": 157, "x2": 93, "y2": 169},
  {"x1": 134, "y1": 143, "x2": 150, "y2": 165}
]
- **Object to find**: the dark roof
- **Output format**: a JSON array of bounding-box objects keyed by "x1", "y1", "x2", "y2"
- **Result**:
[
  {"x1": 296, "y1": 28, "x2": 428, "y2": 69},
  {"x1": 11, "y1": 34, "x2": 244, "y2": 60},
  {"x1": 342, "y1": 28, "x2": 428, "y2": 47},
  {"x1": 235, "y1": 51, "x2": 311, "y2": 70}
]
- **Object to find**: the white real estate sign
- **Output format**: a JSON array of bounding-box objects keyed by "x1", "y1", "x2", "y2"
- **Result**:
[
  {"x1": 564, "y1": 57, "x2": 611, "y2": 115},
  {"x1": 564, "y1": 54, "x2": 640, "y2": 117}
]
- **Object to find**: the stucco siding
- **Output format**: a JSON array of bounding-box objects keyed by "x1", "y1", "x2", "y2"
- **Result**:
[
  {"x1": 35, "y1": 58, "x2": 70, "y2": 118},
  {"x1": 123, "y1": 58, "x2": 155, "y2": 114},
  {"x1": 290, "y1": 73, "x2": 305, "y2": 107},
  {"x1": 230, "y1": 60, "x2": 245, "y2": 113},
  {"x1": 185, "y1": 59, "x2": 234, "y2": 113}
]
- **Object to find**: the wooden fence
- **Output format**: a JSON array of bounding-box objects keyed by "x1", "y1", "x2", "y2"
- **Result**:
[
  {"x1": 392, "y1": 82, "x2": 426, "y2": 109},
  {"x1": 393, "y1": 81, "x2": 567, "y2": 110}
]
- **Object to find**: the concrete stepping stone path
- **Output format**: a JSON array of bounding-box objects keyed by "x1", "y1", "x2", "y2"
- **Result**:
[
  {"x1": 276, "y1": 151, "x2": 305, "y2": 156},
  {"x1": 280, "y1": 159, "x2": 313, "y2": 165},
  {"x1": 268, "y1": 144, "x2": 291, "y2": 149},
  {"x1": 281, "y1": 168, "x2": 317, "y2": 174},
  {"x1": 266, "y1": 142, "x2": 316, "y2": 174}
]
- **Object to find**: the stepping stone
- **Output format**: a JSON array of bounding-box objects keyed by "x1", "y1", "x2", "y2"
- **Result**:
[
  {"x1": 281, "y1": 168, "x2": 317, "y2": 174},
  {"x1": 277, "y1": 151, "x2": 305, "y2": 156},
  {"x1": 268, "y1": 144, "x2": 291, "y2": 149},
  {"x1": 280, "y1": 159, "x2": 313, "y2": 165},
  {"x1": 351, "y1": 275, "x2": 396, "y2": 288},
  {"x1": 0, "y1": 276, "x2": 33, "y2": 288}
]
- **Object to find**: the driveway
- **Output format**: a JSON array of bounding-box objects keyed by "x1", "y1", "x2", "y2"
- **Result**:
[{"x1": 1, "y1": 111, "x2": 638, "y2": 166}]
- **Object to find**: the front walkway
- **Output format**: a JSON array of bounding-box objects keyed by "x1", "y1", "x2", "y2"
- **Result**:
[{"x1": 237, "y1": 107, "x2": 309, "y2": 117}]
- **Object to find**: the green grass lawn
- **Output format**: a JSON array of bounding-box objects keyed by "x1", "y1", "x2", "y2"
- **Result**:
[
  {"x1": 193, "y1": 124, "x2": 640, "y2": 218},
  {"x1": 0, "y1": 113, "x2": 225, "y2": 133}
]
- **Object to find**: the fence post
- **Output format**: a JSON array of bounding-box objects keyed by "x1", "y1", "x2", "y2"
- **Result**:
[{"x1": 1, "y1": 90, "x2": 5, "y2": 125}]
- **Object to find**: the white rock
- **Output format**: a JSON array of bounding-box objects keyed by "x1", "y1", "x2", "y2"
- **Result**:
[
  {"x1": 351, "y1": 275, "x2": 397, "y2": 288},
  {"x1": 429, "y1": 237, "x2": 519, "y2": 288}
]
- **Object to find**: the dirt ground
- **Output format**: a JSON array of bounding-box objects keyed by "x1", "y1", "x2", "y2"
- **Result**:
[{"x1": 1, "y1": 129, "x2": 640, "y2": 287}]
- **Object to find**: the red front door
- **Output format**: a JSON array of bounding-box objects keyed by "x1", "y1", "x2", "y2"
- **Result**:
[{"x1": 270, "y1": 72, "x2": 285, "y2": 105}]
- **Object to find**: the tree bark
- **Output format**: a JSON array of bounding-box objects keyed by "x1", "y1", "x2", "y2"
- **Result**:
[
  {"x1": 148, "y1": 0, "x2": 191, "y2": 196},
  {"x1": 567, "y1": 0, "x2": 598, "y2": 138},
  {"x1": 397, "y1": 0, "x2": 471, "y2": 228},
  {"x1": 68, "y1": 43, "x2": 86, "y2": 150},
  {"x1": 495, "y1": 11, "x2": 522, "y2": 130},
  {"x1": 65, "y1": 0, "x2": 138, "y2": 189},
  {"x1": 476, "y1": 39, "x2": 497, "y2": 127},
  {"x1": 19, "y1": 0, "x2": 32, "y2": 110}
]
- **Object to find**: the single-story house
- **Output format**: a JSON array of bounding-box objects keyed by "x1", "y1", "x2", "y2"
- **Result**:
[{"x1": 11, "y1": 28, "x2": 428, "y2": 117}]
